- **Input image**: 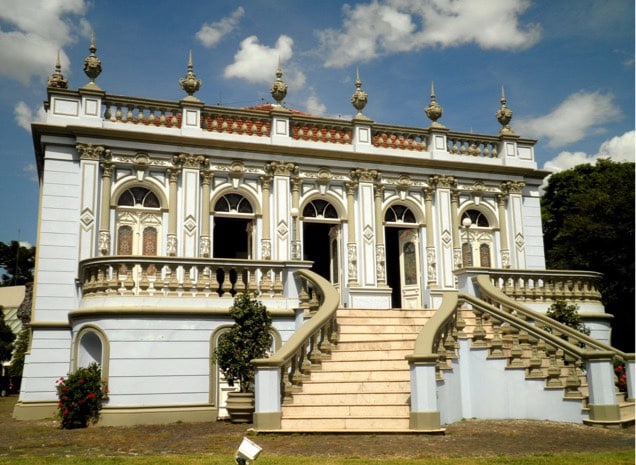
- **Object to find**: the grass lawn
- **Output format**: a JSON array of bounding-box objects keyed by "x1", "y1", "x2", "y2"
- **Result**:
[{"x1": 1, "y1": 396, "x2": 633, "y2": 464}]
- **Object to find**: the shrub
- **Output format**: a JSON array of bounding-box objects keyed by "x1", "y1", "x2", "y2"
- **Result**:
[
  {"x1": 214, "y1": 293, "x2": 273, "y2": 393},
  {"x1": 545, "y1": 300, "x2": 590, "y2": 336},
  {"x1": 55, "y1": 363, "x2": 108, "y2": 429}
]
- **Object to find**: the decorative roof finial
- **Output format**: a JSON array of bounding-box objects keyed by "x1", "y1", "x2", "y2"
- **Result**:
[
  {"x1": 82, "y1": 32, "x2": 102, "y2": 89},
  {"x1": 47, "y1": 50, "x2": 68, "y2": 89},
  {"x1": 496, "y1": 85, "x2": 514, "y2": 134},
  {"x1": 179, "y1": 50, "x2": 202, "y2": 100},
  {"x1": 351, "y1": 67, "x2": 370, "y2": 120},
  {"x1": 270, "y1": 57, "x2": 288, "y2": 105},
  {"x1": 424, "y1": 81, "x2": 444, "y2": 128}
]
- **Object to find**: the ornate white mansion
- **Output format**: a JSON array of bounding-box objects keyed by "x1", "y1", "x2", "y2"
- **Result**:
[{"x1": 13, "y1": 40, "x2": 634, "y2": 431}]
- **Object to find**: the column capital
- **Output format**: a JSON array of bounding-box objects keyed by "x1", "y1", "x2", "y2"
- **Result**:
[
  {"x1": 350, "y1": 168, "x2": 380, "y2": 183},
  {"x1": 429, "y1": 175, "x2": 456, "y2": 189},
  {"x1": 500, "y1": 180, "x2": 525, "y2": 194},
  {"x1": 265, "y1": 160, "x2": 298, "y2": 176},
  {"x1": 77, "y1": 143, "x2": 110, "y2": 161}
]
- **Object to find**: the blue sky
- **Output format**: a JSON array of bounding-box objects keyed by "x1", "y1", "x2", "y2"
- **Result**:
[{"x1": 0, "y1": 0, "x2": 633, "y2": 246}]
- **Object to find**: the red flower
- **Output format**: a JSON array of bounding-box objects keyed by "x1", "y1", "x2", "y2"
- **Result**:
[
  {"x1": 63, "y1": 409, "x2": 69, "y2": 415},
  {"x1": 86, "y1": 392, "x2": 96, "y2": 400}
]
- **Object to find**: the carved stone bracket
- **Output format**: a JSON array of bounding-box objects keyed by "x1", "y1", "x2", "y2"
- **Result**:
[
  {"x1": 429, "y1": 175, "x2": 456, "y2": 189},
  {"x1": 173, "y1": 153, "x2": 208, "y2": 170},
  {"x1": 265, "y1": 161, "x2": 298, "y2": 177},
  {"x1": 500, "y1": 180, "x2": 525, "y2": 195},
  {"x1": 350, "y1": 168, "x2": 380, "y2": 183},
  {"x1": 77, "y1": 143, "x2": 110, "y2": 161}
]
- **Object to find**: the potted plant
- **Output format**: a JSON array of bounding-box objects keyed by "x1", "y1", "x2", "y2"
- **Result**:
[{"x1": 214, "y1": 293, "x2": 273, "y2": 423}]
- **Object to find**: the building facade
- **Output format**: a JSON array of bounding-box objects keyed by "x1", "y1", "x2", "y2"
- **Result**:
[{"x1": 14, "y1": 42, "x2": 633, "y2": 429}]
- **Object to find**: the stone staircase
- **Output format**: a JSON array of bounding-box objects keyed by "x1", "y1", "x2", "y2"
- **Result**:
[{"x1": 280, "y1": 308, "x2": 435, "y2": 432}]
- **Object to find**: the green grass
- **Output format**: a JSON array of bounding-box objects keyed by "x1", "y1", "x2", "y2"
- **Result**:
[{"x1": 0, "y1": 452, "x2": 633, "y2": 465}]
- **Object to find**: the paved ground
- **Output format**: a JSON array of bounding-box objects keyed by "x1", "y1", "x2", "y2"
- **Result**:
[{"x1": 1, "y1": 396, "x2": 633, "y2": 459}]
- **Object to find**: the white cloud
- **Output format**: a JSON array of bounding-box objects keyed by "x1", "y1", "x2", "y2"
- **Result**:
[
  {"x1": 196, "y1": 7, "x2": 244, "y2": 48},
  {"x1": 515, "y1": 91, "x2": 621, "y2": 148},
  {"x1": 0, "y1": 0, "x2": 89, "y2": 84},
  {"x1": 304, "y1": 94, "x2": 327, "y2": 116},
  {"x1": 224, "y1": 35, "x2": 306, "y2": 89},
  {"x1": 319, "y1": 0, "x2": 541, "y2": 68},
  {"x1": 14, "y1": 101, "x2": 46, "y2": 132},
  {"x1": 543, "y1": 130, "x2": 635, "y2": 173}
]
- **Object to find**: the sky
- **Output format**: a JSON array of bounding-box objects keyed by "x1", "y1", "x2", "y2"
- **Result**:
[{"x1": 0, "y1": 0, "x2": 633, "y2": 247}]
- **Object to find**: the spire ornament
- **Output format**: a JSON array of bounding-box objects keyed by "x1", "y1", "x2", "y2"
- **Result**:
[
  {"x1": 424, "y1": 81, "x2": 444, "y2": 128},
  {"x1": 351, "y1": 67, "x2": 369, "y2": 120},
  {"x1": 496, "y1": 86, "x2": 514, "y2": 134},
  {"x1": 270, "y1": 58, "x2": 287, "y2": 105},
  {"x1": 47, "y1": 51, "x2": 68, "y2": 89},
  {"x1": 179, "y1": 50, "x2": 202, "y2": 100},
  {"x1": 83, "y1": 33, "x2": 102, "y2": 88}
]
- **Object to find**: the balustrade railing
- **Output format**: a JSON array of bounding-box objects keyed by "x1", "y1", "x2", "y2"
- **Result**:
[
  {"x1": 446, "y1": 132, "x2": 499, "y2": 158},
  {"x1": 201, "y1": 107, "x2": 271, "y2": 137},
  {"x1": 291, "y1": 116, "x2": 352, "y2": 145},
  {"x1": 372, "y1": 124, "x2": 428, "y2": 151},
  {"x1": 79, "y1": 256, "x2": 298, "y2": 299},
  {"x1": 253, "y1": 269, "x2": 340, "y2": 428},
  {"x1": 458, "y1": 268, "x2": 603, "y2": 304},
  {"x1": 103, "y1": 95, "x2": 182, "y2": 128}
]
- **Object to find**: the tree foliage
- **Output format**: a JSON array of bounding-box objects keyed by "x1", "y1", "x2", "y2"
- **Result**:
[
  {"x1": 541, "y1": 160, "x2": 634, "y2": 351},
  {"x1": 0, "y1": 310, "x2": 16, "y2": 362},
  {"x1": 545, "y1": 300, "x2": 590, "y2": 336},
  {"x1": 214, "y1": 293, "x2": 273, "y2": 393},
  {"x1": 0, "y1": 241, "x2": 35, "y2": 286},
  {"x1": 8, "y1": 327, "x2": 29, "y2": 378}
]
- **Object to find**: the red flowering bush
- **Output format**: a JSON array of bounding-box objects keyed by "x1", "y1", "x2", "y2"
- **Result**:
[
  {"x1": 614, "y1": 361, "x2": 627, "y2": 392},
  {"x1": 55, "y1": 362, "x2": 108, "y2": 429}
]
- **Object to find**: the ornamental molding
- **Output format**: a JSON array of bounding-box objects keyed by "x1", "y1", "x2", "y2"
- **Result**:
[
  {"x1": 265, "y1": 160, "x2": 298, "y2": 176},
  {"x1": 173, "y1": 152, "x2": 209, "y2": 170},
  {"x1": 429, "y1": 175, "x2": 456, "y2": 189},
  {"x1": 76, "y1": 143, "x2": 110, "y2": 161},
  {"x1": 500, "y1": 180, "x2": 525, "y2": 195},
  {"x1": 350, "y1": 168, "x2": 380, "y2": 183}
]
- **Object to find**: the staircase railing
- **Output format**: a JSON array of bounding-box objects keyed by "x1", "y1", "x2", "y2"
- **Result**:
[
  {"x1": 252, "y1": 269, "x2": 340, "y2": 429},
  {"x1": 408, "y1": 276, "x2": 635, "y2": 429}
]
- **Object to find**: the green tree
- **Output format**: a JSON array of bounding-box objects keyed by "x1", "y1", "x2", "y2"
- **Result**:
[
  {"x1": 214, "y1": 293, "x2": 273, "y2": 393},
  {"x1": 0, "y1": 310, "x2": 16, "y2": 362},
  {"x1": 541, "y1": 160, "x2": 634, "y2": 351},
  {"x1": 8, "y1": 327, "x2": 29, "y2": 378},
  {"x1": 0, "y1": 241, "x2": 35, "y2": 286}
]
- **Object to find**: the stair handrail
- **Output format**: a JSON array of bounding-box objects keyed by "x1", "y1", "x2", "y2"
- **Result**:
[
  {"x1": 475, "y1": 274, "x2": 634, "y2": 362},
  {"x1": 252, "y1": 268, "x2": 340, "y2": 369},
  {"x1": 408, "y1": 291, "x2": 459, "y2": 363}
]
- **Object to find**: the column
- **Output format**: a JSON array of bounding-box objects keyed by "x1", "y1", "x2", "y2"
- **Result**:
[
  {"x1": 344, "y1": 180, "x2": 358, "y2": 285},
  {"x1": 374, "y1": 183, "x2": 386, "y2": 285},
  {"x1": 264, "y1": 161, "x2": 297, "y2": 261},
  {"x1": 166, "y1": 168, "x2": 180, "y2": 256},
  {"x1": 496, "y1": 193, "x2": 510, "y2": 268},
  {"x1": 290, "y1": 176, "x2": 302, "y2": 260},
  {"x1": 501, "y1": 181, "x2": 526, "y2": 268},
  {"x1": 260, "y1": 175, "x2": 273, "y2": 259},
  {"x1": 98, "y1": 159, "x2": 114, "y2": 256},
  {"x1": 199, "y1": 170, "x2": 212, "y2": 257},
  {"x1": 76, "y1": 144, "x2": 106, "y2": 260},
  {"x1": 430, "y1": 175, "x2": 456, "y2": 289},
  {"x1": 423, "y1": 187, "x2": 437, "y2": 287},
  {"x1": 449, "y1": 189, "x2": 462, "y2": 269}
]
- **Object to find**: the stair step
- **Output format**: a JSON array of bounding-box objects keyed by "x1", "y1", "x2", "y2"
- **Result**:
[
  {"x1": 310, "y1": 370, "x2": 410, "y2": 382},
  {"x1": 339, "y1": 325, "x2": 422, "y2": 334},
  {"x1": 337, "y1": 316, "x2": 431, "y2": 325},
  {"x1": 289, "y1": 392, "x2": 410, "y2": 405},
  {"x1": 281, "y1": 417, "x2": 411, "y2": 431},
  {"x1": 329, "y1": 349, "x2": 411, "y2": 361},
  {"x1": 337, "y1": 333, "x2": 417, "y2": 342},
  {"x1": 282, "y1": 404, "x2": 410, "y2": 418},
  {"x1": 300, "y1": 380, "x2": 411, "y2": 394},
  {"x1": 334, "y1": 340, "x2": 414, "y2": 351},
  {"x1": 319, "y1": 359, "x2": 409, "y2": 371}
]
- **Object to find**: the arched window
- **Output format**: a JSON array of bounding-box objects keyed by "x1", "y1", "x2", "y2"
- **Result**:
[
  {"x1": 461, "y1": 209, "x2": 494, "y2": 268},
  {"x1": 215, "y1": 193, "x2": 253, "y2": 214},
  {"x1": 78, "y1": 331, "x2": 103, "y2": 368},
  {"x1": 303, "y1": 199, "x2": 338, "y2": 219},
  {"x1": 461, "y1": 209, "x2": 489, "y2": 227},
  {"x1": 116, "y1": 186, "x2": 162, "y2": 256},
  {"x1": 117, "y1": 187, "x2": 160, "y2": 208},
  {"x1": 385, "y1": 204, "x2": 416, "y2": 224}
]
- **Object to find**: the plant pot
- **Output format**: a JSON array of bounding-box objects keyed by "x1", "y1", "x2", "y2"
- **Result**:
[{"x1": 226, "y1": 391, "x2": 254, "y2": 424}]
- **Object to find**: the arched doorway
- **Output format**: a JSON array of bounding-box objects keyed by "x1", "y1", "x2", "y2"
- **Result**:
[
  {"x1": 212, "y1": 193, "x2": 254, "y2": 259},
  {"x1": 384, "y1": 204, "x2": 421, "y2": 309},
  {"x1": 301, "y1": 199, "x2": 341, "y2": 286}
]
